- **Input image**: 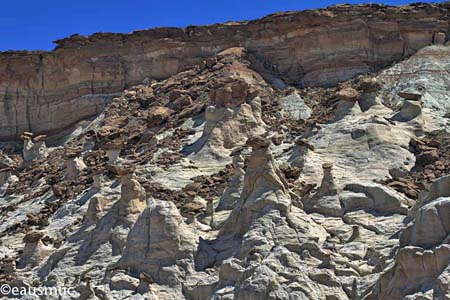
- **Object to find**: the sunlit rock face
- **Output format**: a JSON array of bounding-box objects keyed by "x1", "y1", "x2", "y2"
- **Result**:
[
  {"x1": 1, "y1": 3, "x2": 450, "y2": 140},
  {"x1": 2, "y1": 3, "x2": 450, "y2": 300}
]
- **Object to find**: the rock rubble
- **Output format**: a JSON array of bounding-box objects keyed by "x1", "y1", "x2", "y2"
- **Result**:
[{"x1": 0, "y1": 6, "x2": 450, "y2": 300}]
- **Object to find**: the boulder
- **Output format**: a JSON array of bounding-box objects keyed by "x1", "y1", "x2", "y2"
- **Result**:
[
  {"x1": 21, "y1": 133, "x2": 48, "y2": 164},
  {"x1": 335, "y1": 87, "x2": 362, "y2": 121},
  {"x1": 216, "y1": 150, "x2": 246, "y2": 211},
  {"x1": 102, "y1": 141, "x2": 123, "y2": 163},
  {"x1": 17, "y1": 232, "x2": 53, "y2": 269},
  {"x1": 339, "y1": 191, "x2": 373, "y2": 212},
  {"x1": 147, "y1": 106, "x2": 173, "y2": 127},
  {"x1": 359, "y1": 77, "x2": 382, "y2": 111},
  {"x1": 117, "y1": 200, "x2": 197, "y2": 283},
  {"x1": 392, "y1": 100, "x2": 422, "y2": 122},
  {"x1": 398, "y1": 87, "x2": 423, "y2": 101},
  {"x1": 433, "y1": 32, "x2": 447, "y2": 45},
  {"x1": 305, "y1": 163, "x2": 344, "y2": 217},
  {"x1": 344, "y1": 182, "x2": 411, "y2": 214},
  {"x1": 367, "y1": 245, "x2": 450, "y2": 300},
  {"x1": 185, "y1": 72, "x2": 266, "y2": 157},
  {"x1": 119, "y1": 173, "x2": 147, "y2": 218},
  {"x1": 65, "y1": 156, "x2": 87, "y2": 180},
  {"x1": 401, "y1": 198, "x2": 450, "y2": 248},
  {"x1": 183, "y1": 272, "x2": 219, "y2": 300},
  {"x1": 410, "y1": 175, "x2": 450, "y2": 218},
  {"x1": 83, "y1": 195, "x2": 110, "y2": 225},
  {"x1": 220, "y1": 136, "x2": 290, "y2": 235},
  {"x1": 280, "y1": 91, "x2": 312, "y2": 121},
  {"x1": 109, "y1": 272, "x2": 140, "y2": 291}
]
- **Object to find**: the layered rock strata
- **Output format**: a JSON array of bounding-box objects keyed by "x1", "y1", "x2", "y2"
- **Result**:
[
  {"x1": 1, "y1": 3, "x2": 450, "y2": 140},
  {"x1": 1, "y1": 7, "x2": 450, "y2": 300}
]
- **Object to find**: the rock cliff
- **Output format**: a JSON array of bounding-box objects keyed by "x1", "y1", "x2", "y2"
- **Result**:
[
  {"x1": 1, "y1": 3, "x2": 450, "y2": 300},
  {"x1": 1, "y1": 3, "x2": 450, "y2": 140}
]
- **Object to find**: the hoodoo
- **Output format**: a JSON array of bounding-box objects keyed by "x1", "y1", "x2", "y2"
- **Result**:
[{"x1": 1, "y1": 3, "x2": 450, "y2": 300}]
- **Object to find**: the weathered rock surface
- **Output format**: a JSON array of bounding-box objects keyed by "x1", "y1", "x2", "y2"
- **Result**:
[
  {"x1": 1, "y1": 3, "x2": 450, "y2": 140},
  {"x1": 117, "y1": 200, "x2": 197, "y2": 288},
  {"x1": 1, "y1": 4, "x2": 450, "y2": 300},
  {"x1": 365, "y1": 171, "x2": 450, "y2": 300},
  {"x1": 401, "y1": 197, "x2": 450, "y2": 248}
]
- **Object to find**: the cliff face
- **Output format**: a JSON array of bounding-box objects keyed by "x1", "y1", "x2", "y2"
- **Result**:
[
  {"x1": 2, "y1": 43, "x2": 450, "y2": 300},
  {"x1": 0, "y1": 3, "x2": 449, "y2": 140},
  {"x1": 2, "y1": 10, "x2": 450, "y2": 298}
]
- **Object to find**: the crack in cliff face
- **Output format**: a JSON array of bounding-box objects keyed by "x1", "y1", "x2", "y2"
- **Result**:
[
  {"x1": 38, "y1": 54, "x2": 45, "y2": 90},
  {"x1": 1, "y1": 85, "x2": 19, "y2": 138},
  {"x1": 119, "y1": 55, "x2": 129, "y2": 90},
  {"x1": 25, "y1": 90, "x2": 32, "y2": 133}
]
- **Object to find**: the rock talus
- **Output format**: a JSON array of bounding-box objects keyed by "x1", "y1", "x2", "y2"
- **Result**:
[
  {"x1": 1, "y1": 3, "x2": 450, "y2": 140},
  {"x1": 1, "y1": 3, "x2": 450, "y2": 300}
]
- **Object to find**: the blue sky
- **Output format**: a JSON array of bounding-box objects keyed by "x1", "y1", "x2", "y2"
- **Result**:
[{"x1": 0, "y1": 0, "x2": 443, "y2": 51}]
